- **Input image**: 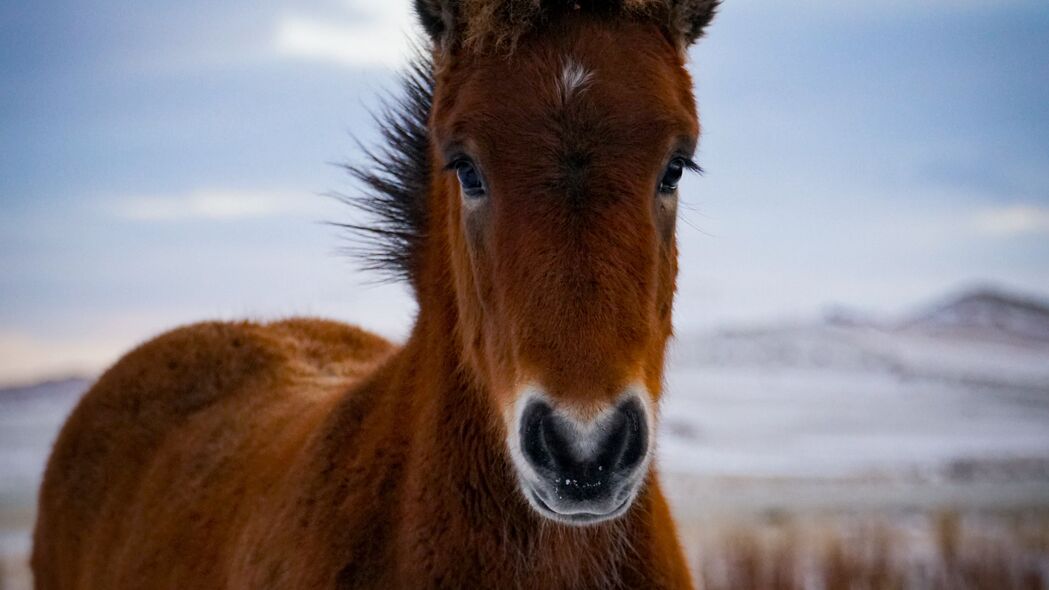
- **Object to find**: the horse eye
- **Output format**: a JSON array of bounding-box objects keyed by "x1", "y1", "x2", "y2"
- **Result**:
[
  {"x1": 455, "y1": 161, "x2": 486, "y2": 198},
  {"x1": 658, "y1": 159, "x2": 686, "y2": 194}
]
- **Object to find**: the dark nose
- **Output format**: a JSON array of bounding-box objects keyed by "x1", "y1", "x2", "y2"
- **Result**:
[{"x1": 520, "y1": 397, "x2": 648, "y2": 503}]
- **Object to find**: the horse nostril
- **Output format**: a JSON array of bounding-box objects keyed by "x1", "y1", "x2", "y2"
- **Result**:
[
  {"x1": 607, "y1": 397, "x2": 647, "y2": 472},
  {"x1": 520, "y1": 400, "x2": 574, "y2": 472},
  {"x1": 519, "y1": 397, "x2": 649, "y2": 481},
  {"x1": 520, "y1": 400, "x2": 555, "y2": 470}
]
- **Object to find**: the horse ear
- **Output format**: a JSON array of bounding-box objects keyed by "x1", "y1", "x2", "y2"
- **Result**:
[
  {"x1": 670, "y1": 0, "x2": 720, "y2": 46},
  {"x1": 414, "y1": 0, "x2": 459, "y2": 44}
]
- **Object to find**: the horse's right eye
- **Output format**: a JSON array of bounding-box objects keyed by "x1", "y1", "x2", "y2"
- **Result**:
[
  {"x1": 455, "y1": 162, "x2": 486, "y2": 198},
  {"x1": 658, "y1": 159, "x2": 685, "y2": 194}
]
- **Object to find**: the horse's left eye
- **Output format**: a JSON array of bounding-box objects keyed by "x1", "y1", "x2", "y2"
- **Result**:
[
  {"x1": 658, "y1": 159, "x2": 686, "y2": 194},
  {"x1": 455, "y1": 161, "x2": 486, "y2": 198}
]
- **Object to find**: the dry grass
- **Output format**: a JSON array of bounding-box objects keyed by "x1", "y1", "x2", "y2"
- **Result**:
[
  {"x1": 693, "y1": 511, "x2": 1049, "y2": 590},
  {"x1": 3, "y1": 511, "x2": 1048, "y2": 589}
]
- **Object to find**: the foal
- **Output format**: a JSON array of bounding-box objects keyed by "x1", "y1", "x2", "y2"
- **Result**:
[{"x1": 32, "y1": 1, "x2": 718, "y2": 588}]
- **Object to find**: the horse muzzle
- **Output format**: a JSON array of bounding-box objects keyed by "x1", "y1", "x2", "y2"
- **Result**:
[{"x1": 512, "y1": 390, "x2": 652, "y2": 525}]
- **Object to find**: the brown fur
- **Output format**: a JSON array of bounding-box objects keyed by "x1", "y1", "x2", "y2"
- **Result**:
[{"x1": 33, "y1": 7, "x2": 711, "y2": 589}]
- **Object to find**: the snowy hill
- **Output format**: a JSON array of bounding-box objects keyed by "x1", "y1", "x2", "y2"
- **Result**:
[
  {"x1": 900, "y1": 287, "x2": 1049, "y2": 344},
  {"x1": 671, "y1": 288, "x2": 1049, "y2": 391},
  {"x1": 661, "y1": 287, "x2": 1049, "y2": 481}
]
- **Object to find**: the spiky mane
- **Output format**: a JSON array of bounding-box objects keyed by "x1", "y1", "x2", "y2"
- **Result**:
[
  {"x1": 417, "y1": 0, "x2": 720, "y2": 50},
  {"x1": 460, "y1": 0, "x2": 654, "y2": 50},
  {"x1": 339, "y1": 55, "x2": 434, "y2": 286}
]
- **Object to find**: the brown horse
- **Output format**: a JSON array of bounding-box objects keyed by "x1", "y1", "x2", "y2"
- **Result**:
[{"x1": 32, "y1": 0, "x2": 718, "y2": 587}]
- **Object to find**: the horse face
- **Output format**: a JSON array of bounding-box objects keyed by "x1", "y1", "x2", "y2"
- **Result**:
[{"x1": 432, "y1": 16, "x2": 698, "y2": 525}]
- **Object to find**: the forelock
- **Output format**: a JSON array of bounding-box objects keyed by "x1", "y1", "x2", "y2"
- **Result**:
[{"x1": 447, "y1": 0, "x2": 719, "y2": 51}]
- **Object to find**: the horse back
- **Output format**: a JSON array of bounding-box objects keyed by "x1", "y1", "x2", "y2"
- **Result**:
[{"x1": 31, "y1": 318, "x2": 393, "y2": 589}]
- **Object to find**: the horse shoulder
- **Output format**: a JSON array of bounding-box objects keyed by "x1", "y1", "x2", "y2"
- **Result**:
[{"x1": 32, "y1": 318, "x2": 394, "y2": 589}]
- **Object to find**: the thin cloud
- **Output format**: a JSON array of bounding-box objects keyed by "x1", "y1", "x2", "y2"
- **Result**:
[
  {"x1": 973, "y1": 204, "x2": 1049, "y2": 237},
  {"x1": 274, "y1": 2, "x2": 415, "y2": 69},
  {"x1": 113, "y1": 190, "x2": 327, "y2": 221}
]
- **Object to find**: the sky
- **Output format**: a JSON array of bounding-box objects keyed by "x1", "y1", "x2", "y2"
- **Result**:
[{"x1": 1, "y1": 0, "x2": 1048, "y2": 384}]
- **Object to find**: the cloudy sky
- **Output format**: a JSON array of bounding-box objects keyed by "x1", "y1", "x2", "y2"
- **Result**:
[{"x1": 1, "y1": 0, "x2": 1047, "y2": 384}]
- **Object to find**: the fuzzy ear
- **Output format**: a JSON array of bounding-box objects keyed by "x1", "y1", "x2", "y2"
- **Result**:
[
  {"x1": 414, "y1": 0, "x2": 458, "y2": 43},
  {"x1": 671, "y1": 0, "x2": 720, "y2": 46}
]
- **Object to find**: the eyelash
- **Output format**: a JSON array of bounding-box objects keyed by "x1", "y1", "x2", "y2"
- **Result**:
[
  {"x1": 443, "y1": 157, "x2": 469, "y2": 172},
  {"x1": 678, "y1": 156, "x2": 703, "y2": 174}
]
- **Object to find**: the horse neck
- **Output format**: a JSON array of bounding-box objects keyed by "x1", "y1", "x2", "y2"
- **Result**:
[
  {"x1": 394, "y1": 259, "x2": 524, "y2": 525},
  {"x1": 360, "y1": 215, "x2": 654, "y2": 586}
]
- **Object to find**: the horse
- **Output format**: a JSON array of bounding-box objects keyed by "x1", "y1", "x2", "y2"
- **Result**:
[{"x1": 31, "y1": 0, "x2": 718, "y2": 587}]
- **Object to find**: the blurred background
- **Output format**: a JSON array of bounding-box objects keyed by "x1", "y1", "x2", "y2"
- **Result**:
[{"x1": 2, "y1": 0, "x2": 1048, "y2": 587}]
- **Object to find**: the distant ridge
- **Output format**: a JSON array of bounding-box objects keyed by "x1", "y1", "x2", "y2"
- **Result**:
[
  {"x1": 672, "y1": 285, "x2": 1049, "y2": 389},
  {"x1": 901, "y1": 286, "x2": 1049, "y2": 343},
  {"x1": 0, "y1": 377, "x2": 91, "y2": 404}
]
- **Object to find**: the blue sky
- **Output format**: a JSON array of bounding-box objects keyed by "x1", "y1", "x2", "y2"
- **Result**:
[{"x1": 1, "y1": 0, "x2": 1048, "y2": 384}]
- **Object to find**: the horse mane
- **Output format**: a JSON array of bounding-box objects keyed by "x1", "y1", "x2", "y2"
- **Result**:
[
  {"x1": 419, "y1": 0, "x2": 720, "y2": 50},
  {"x1": 339, "y1": 54, "x2": 434, "y2": 285}
]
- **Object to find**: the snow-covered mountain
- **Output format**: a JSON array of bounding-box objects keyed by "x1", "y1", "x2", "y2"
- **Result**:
[
  {"x1": 0, "y1": 378, "x2": 90, "y2": 405},
  {"x1": 899, "y1": 287, "x2": 1049, "y2": 344},
  {"x1": 671, "y1": 287, "x2": 1049, "y2": 392},
  {"x1": 660, "y1": 287, "x2": 1049, "y2": 481}
]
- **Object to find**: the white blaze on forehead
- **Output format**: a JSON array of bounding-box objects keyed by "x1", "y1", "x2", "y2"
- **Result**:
[{"x1": 558, "y1": 58, "x2": 593, "y2": 104}]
